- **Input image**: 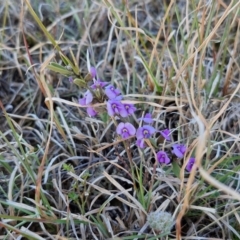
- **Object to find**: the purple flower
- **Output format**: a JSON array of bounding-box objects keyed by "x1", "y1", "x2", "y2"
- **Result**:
[
  {"x1": 136, "y1": 125, "x2": 156, "y2": 139},
  {"x1": 138, "y1": 113, "x2": 153, "y2": 124},
  {"x1": 157, "y1": 151, "x2": 171, "y2": 164},
  {"x1": 87, "y1": 107, "x2": 97, "y2": 117},
  {"x1": 105, "y1": 85, "x2": 121, "y2": 99},
  {"x1": 89, "y1": 66, "x2": 97, "y2": 78},
  {"x1": 91, "y1": 79, "x2": 108, "y2": 89},
  {"x1": 116, "y1": 122, "x2": 136, "y2": 138},
  {"x1": 136, "y1": 139, "x2": 146, "y2": 148},
  {"x1": 186, "y1": 157, "x2": 195, "y2": 172},
  {"x1": 113, "y1": 95, "x2": 123, "y2": 101},
  {"x1": 79, "y1": 90, "x2": 93, "y2": 105},
  {"x1": 69, "y1": 76, "x2": 73, "y2": 83},
  {"x1": 172, "y1": 144, "x2": 187, "y2": 158},
  {"x1": 123, "y1": 103, "x2": 136, "y2": 115},
  {"x1": 160, "y1": 129, "x2": 171, "y2": 141},
  {"x1": 107, "y1": 100, "x2": 128, "y2": 117}
]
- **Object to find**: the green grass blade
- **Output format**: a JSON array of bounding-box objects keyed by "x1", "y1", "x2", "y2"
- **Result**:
[{"x1": 24, "y1": 0, "x2": 61, "y2": 52}]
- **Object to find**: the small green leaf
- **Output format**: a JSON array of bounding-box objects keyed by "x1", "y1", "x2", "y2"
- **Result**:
[
  {"x1": 172, "y1": 161, "x2": 181, "y2": 178},
  {"x1": 73, "y1": 78, "x2": 87, "y2": 88},
  {"x1": 25, "y1": 0, "x2": 61, "y2": 52},
  {"x1": 81, "y1": 170, "x2": 91, "y2": 179},
  {"x1": 59, "y1": 52, "x2": 80, "y2": 75},
  {"x1": 68, "y1": 192, "x2": 79, "y2": 201},
  {"x1": 149, "y1": 138, "x2": 157, "y2": 148},
  {"x1": 63, "y1": 163, "x2": 74, "y2": 172},
  {"x1": 69, "y1": 48, "x2": 78, "y2": 69},
  {"x1": 47, "y1": 63, "x2": 73, "y2": 76},
  {"x1": 100, "y1": 112, "x2": 109, "y2": 123},
  {"x1": 59, "y1": 52, "x2": 70, "y2": 66}
]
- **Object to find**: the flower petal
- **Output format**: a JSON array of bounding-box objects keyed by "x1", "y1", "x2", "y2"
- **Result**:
[
  {"x1": 89, "y1": 67, "x2": 97, "y2": 78},
  {"x1": 116, "y1": 122, "x2": 125, "y2": 135},
  {"x1": 119, "y1": 107, "x2": 128, "y2": 117},
  {"x1": 136, "y1": 127, "x2": 144, "y2": 139},
  {"x1": 113, "y1": 95, "x2": 123, "y2": 101},
  {"x1": 105, "y1": 88, "x2": 116, "y2": 99},
  {"x1": 125, "y1": 123, "x2": 136, "y2": 135},
  {"x1": 186, "y1": 157, "x2": 195, "y2": 172},
  {"x1": 87, "y1": 107, "x2": 97, "y2": 117},
  {"x1": 79, "y1": 97, "x2": 86, "y2": 105},
  {"x1": 160, "y1": 129, "x2": 171, "y2": 141},
  {"x1": 138, "y1": 113, "x2": 153, "y2": 123},
  {"x1": 85, "y1": 90, "x2": 93, "y2": 104},
  {"x1": 91, "y1": 79, "x2": 108, "y2": 89},
  {"x1": 144, "y1": 125, "x2": 156, "y2": 136},
  {"x1": 122, "y1": 132, "x2": 130, "y2": 138},
  {"x1": 107, "y1": 101, "x2": 115, "y2": 116},
  {"x1": 105, "y1": 85, "x2": 121, "y2": 99},
  {"x1": 136, "y1": 138, "x2": 145, "y2": 148},
  {"x1": 172, "y1": 144, "x2": 187, "y2": 158}
]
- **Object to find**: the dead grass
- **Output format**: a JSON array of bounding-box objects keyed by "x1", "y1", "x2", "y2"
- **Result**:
[{"x1": 0, "y1": 0, "x2": 240, "y2": 239}]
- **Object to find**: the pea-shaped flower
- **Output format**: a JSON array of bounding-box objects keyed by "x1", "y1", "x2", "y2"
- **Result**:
[
  {"x1": 157, "y1": 151, "x2": 171, "y2": 164},
  {"x1": 186, "y1": 157, "x2": 195, "y2": 172},
  {"x1": 105, "y1": 85, "x2": 121, "y2": 99},
  {"x1": 91, "y1": 79, "x2": 108, "y2": 89},
  {"x1": 87, "y1": 107, "x2": 97, "y2": 117},
  {"x1": 136, "y1": 125, "x2": 155, "y2": 139},
  {"x1": 79, "y1": 90, "x2": 93, "y2": 105},
  {"x1": 107, "y1": 100, "x2": 128, "y2": 117},
  {"x1": 136, "y1": 125, "x2": 156, "y2": 148},
  {"x1": 123, "y1": 103, "x2": 136, "y2": 115},
  {"x1": 138, "y1": 113, "x2": 153, "y2": 124},
  {"x1": 172, "y1": 144, "x2": 187, "y2": 158},
  {"x1": 160, "y1": 129, "x2": 171, "y2": 141},
  {"x1": 116, "y1": 122, "x2": 136, "y2": 138}
]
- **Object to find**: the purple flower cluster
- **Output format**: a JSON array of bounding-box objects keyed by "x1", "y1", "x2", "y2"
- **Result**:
[
  {"x1": 79, "y1": 67, "x2": 137, "y2": 118},
  {"x1": 115, "y1": 112, "x2": 156, "y2": 148},
  {"x1": 137, "y1": 113, "x2": 195, "y2": 171},
  {"x1": 115, "y1": 106, "x2": 195, "y2": 171},
  {"x1": 78, "y1": 66, "x2": 107, "y2": 117},
  {"x1": 105, "y1": 85, "x2": 136, "y2": 119},
  {"x1": 156, "y1": 129, "x2": 195, "y2": 171},
  {"x1": 78, "y1": 66, "x2": 195, "y2": 172}
]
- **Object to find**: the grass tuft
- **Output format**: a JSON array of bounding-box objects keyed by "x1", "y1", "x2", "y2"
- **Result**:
[{"x1": 0, "y1": 0, "x2": 239, "y2": 239}]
